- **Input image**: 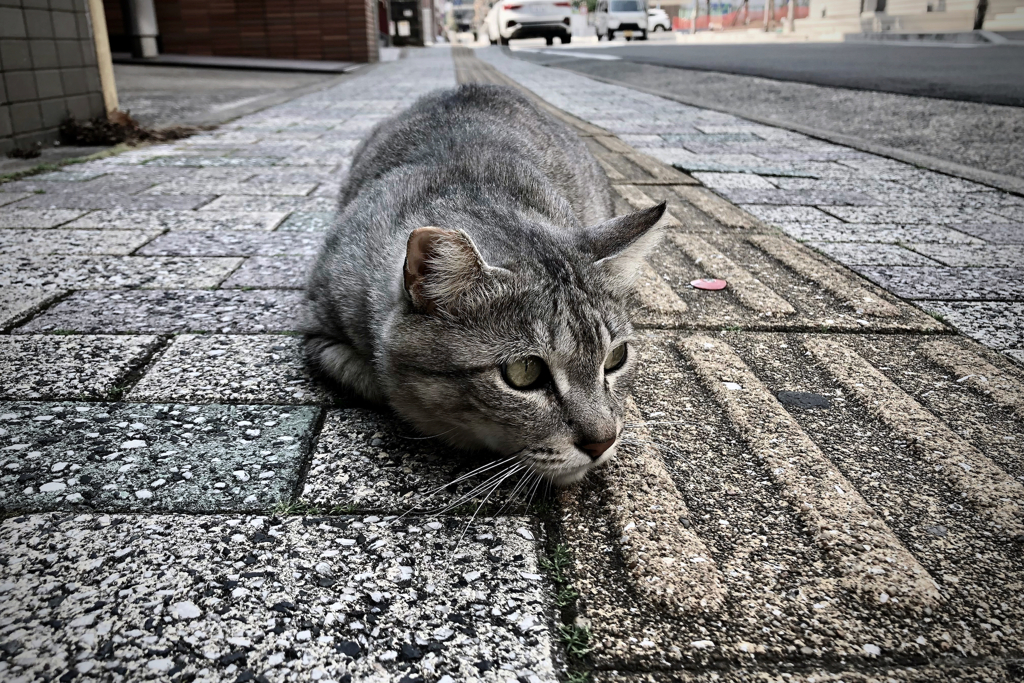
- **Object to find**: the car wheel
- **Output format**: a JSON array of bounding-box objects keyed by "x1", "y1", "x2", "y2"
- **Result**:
[
  {"x1": 545, "y1": 36, "x2": 554, "y2": 46},
  {"x1": 500, "y1": 36, "x2": 509, "y2": 45},
  {"x1": 561, "y1": 33, "x2": 572, "y2": 44},
  {"x1": 490, "y1": 38, "x2": 497, "y2": 45},
  {"x1": 653, "y1": 24, "x2": 663, "y2": 31},
  {"x1": 639, "y1": 30, "x2": 647, "y2": 40},
  {"x1": 607, "y1": 31, "x2": 614, "y2": 41}
]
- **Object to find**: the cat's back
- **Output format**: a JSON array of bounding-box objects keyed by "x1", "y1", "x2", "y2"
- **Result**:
[{"x1": 339, "y1": 84, "x2": 610, "y2": 224}]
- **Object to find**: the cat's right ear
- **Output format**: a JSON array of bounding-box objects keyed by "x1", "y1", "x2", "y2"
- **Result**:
[
  {"x1": 404, "y1": 227, "x2": 500, "y2": 313},
  {"x1": 586, "y1": 202, "x2": 666, "y2": 292}
]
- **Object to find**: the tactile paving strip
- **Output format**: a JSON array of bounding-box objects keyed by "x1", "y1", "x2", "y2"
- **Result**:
[{"x1": 561, "y1": 330, "x2": 1024, "y2": 672}]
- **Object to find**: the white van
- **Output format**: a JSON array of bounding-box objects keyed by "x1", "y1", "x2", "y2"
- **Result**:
[
  {"x1": 595, "y1": 0, "x2": 649, "y2": 41},
  {"x1": 485, "y1": 0, "x2": 573, "y2": 46}
]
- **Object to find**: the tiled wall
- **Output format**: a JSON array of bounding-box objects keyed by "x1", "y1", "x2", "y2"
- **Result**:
[
  {"x1": 0, "y1": 0, "x2": 107, "y2": 155},
  {"x1": 101, "y1": 0, "x2": 379, "y2": 63}
]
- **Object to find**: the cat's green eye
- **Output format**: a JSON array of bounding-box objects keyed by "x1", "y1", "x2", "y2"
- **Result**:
[
  {"x1": 503, "y1": 356, "x2": 547, "y2": 390},
  {"x1": 604, "y1": 342, "x2": 627, "y2": 373}
]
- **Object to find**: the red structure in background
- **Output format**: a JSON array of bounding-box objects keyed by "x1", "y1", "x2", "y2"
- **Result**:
[
  {"x1": 102, "y1": 0, "x2": 379, "y2": 63},
  {"x1": 674, "y1": 4, "x2": 808, "y2": 30}
]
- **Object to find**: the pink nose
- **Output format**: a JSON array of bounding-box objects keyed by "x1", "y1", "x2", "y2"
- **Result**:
[{"x1": 578, "y1": 438, "x2": 616, "y2": 460}]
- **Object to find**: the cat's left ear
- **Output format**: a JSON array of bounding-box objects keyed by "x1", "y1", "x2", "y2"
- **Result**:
[{"x1": 586, "y1": 202, "x2": 666, "y2": 292}]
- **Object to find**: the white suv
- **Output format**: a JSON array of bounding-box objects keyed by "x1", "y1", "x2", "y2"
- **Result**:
[
  {"x1": 595, "y1": 0, "x2": 649, "y2": 41},
  {"x1": 485, "y1": 0, "x2": 573, "y2": 46}
]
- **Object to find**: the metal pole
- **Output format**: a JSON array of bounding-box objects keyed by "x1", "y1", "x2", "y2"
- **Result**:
[
  {"x1": 762, "y1": 0, "x2": 772, "y2": 30},
  {"x1": 787, "y1": 0, "x2": 795, "y2": 31},
  {"x1": 690, "y1": 0, "x2": 697, "y2": 33},
  {"x1": 128, "y1": 0, "x2": 159, "y2": 58},
  {"x1": 86, "y1": 0, "x2": 118, "y2": 114}
]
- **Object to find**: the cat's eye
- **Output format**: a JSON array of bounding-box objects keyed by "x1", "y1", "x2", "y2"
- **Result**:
[
  {"x1": 502, "y1": 356, "x2": 547, "y2": 390},
  {"x1": 604, "y1": 342, "x2": 627, "y2": 373}
]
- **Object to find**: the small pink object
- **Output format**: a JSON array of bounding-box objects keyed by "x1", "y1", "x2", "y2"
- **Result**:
[{"x1": 690, "y1": 278, "x2": 728, "y2": 291}]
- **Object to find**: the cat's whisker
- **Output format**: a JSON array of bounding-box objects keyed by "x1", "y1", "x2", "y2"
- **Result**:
[
  {"x1": 447, "y1": 463, "x2": 526, "y2": 563},
  {"x1": 491, "y1": 467, "x2": 536, "y2": 518},
  {"x1": 395, "y1": 426, "x2": 460, "y2": 441},
  {"x1": 394, "y1": 455, "x2": 519, "y2": 521},
  {"x1": 424, "y1": 461, "x2": 526, "y2": 517},
  {"x1": 623, "y1": 420, "x2": 693, "y2": 428}
]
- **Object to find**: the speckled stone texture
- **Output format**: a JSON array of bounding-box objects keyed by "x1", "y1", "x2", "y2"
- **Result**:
[
  {"x1": 0, "y1": 403, "x2": 317, "y2": 512},
  {"x1": 221, "y1": 256, "x2": 315, "y2": 290},
  {"x1": 137, "y1": 231, "x2": 323, "y2": 257},
  {"x1": 66, "y1": 210, "x2": 289, "y2": 232},
  {"x1": 0, "y1": 255, "x2": 242, "y2": 290},
  {"x1": 128, "y1": 335, "x2": 324, "y2": 405},
  {"x1": 18, "y1": 290, "x2": 304, "y2": 335},
  {"x1": 0, "y1": 335, "x2": 161, "y2": 400},
  {"x1": 0, "y1": 229, "x2": 162, "y2": 256},
  {"x1": 0, "y1": 514, "x2": 554, "y2": 683}
]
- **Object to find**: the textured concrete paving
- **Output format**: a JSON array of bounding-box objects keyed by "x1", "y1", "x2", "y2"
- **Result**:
[{"x1": 1, "y1": 45, "x2": 1023, "y2": 683}]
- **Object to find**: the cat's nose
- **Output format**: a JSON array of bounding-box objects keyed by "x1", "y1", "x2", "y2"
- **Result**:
[{"x1": 577, "y1": 437, "x2": 616, "y2": 461}]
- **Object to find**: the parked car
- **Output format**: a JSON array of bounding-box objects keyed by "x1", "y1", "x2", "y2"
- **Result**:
[
  {"x1": 595, "y1": 0, "x2": 649, "y2": 41},
  {"x1": 485, "y1": 0, "x2": 573, "y2": 46},
  {"x1": 647, "y1": 7, "x2": 671, "y2": 31}
]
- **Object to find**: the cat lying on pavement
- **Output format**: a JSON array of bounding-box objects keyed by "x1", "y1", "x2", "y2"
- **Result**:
[{"x1": 304, "y1": 83, "x2": 665, "y2": 486}]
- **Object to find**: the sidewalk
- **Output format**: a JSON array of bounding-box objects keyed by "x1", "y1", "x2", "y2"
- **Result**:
[{"x1": 1, "y1": 46, "x2": 1023, "y2": 683}]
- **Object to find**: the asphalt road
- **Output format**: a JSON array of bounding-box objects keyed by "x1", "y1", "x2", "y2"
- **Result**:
[{"x1": 562, "y1": 42, "x2": 1024, "y2": 107}]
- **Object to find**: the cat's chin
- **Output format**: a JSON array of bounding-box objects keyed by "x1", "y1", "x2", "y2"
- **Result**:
[{"x1": 535, "y1": 446, "x2": 617, "y2": 487}]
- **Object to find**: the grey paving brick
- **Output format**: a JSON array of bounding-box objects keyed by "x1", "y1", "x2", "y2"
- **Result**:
[
  {"x1": 854, "y1": 266, "x2": 1024, "y2": 300},
  {"x1": 137, "y1": 230, "x2": 323, "y2": 257},
  {"x1": 200, "y1": 195, "x2": 336, "y2": 213},
  {"x1": 718, "y1": 189, "x2": 879, "y2": 206},
  {"x1": 691, "y1": 172, "x2": 776, "y2": 190},
  {"x1": 0, "y1": 209, "x2": 87, "y2": 228},
  {"x1": 128, "y1": 335, "x2": 324, "y2": 405},
  {"x1": 0, "y1": 191, "x2": 32, "y2": 206},
  {"x1": 0, "y1": 287, "x2": 63, "y2": 330},
  {"x1": 908, "y1": 244, "x2": 1024, "y2": 268},
  {"x1": 66, "y1": 209, "x2": 288, "y2": 231},
  {"x1": 739, "y1": 205, "x2": 841, "y2": 226},
  {"x1": 951, "y1": 222, "x2": 1024, "y2": 244},
  {"x1": 144, "y1": 180, "x2": 318, "y2": 197},
  {"x1": 0, "y1": 513, "x2": 554, "y2": 683},
  {"x1": 1006, "y1": 349, "x2": 1024, "y2": 366},
  {"x1": 991, "y1": 205, "x2": 1024, "y2": 223},
  {"x1": 0, "y1": 402, "x2": 317, "y2": 512},
  {"x1": 822, "y1": 205, "x2": 1012, "y2": 225},
  {"x1": 12, "y1": 193, "x2": 214, "y2": 211},
  {"x1": 776, "y1": 223, "x2": 985, "y2": 244},
  {"x1": 0, "y1": 335, "x2": 160, "y2": 400},
  {"x1": 302, "y1": 409, "x2": 537, "y2": 512},
  {"x1": 144, "y1": 155, "x2": 281, "y2": 167},
  {"x1": 808, "y1": 242, "x2": 940, "y2": 267},
  {"x1": 18, "y1": 289, "x2": 304, "y2": 334},
  {"x1": 915, "y1": 301, "x2": 1024, "y2": 350},
  {"x1": 0, "y1": 228, "x2": 160, "y2": 255},
  {"x1": 221, "y1": 255, "x2": 313, "y2": 290},
  {"x1": 1, "y1": 255, "x2": 241, "y2": 290},
  {"x1": 647, "y1": 148, "x2": 815, "y2": 175},
  {"x1": 30, "y1": 168, "x2": 108, "y2": 182},
  {"x1": 277, "y1": 210, "x2": 337, "y2": 232}
]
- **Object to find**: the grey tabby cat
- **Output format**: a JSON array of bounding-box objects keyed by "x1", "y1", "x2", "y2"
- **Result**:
[{"x1": 304, "y1": 83, "x2": 665, "y2": 485}]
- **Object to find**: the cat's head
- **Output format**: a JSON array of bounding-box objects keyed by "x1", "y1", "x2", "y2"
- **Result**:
[{"x1": 383, "y1": 203, "x2": 665, "y2": 486}]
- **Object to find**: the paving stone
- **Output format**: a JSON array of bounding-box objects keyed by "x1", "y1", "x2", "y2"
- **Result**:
[
  {"x1": 221, "y1": 256, "x2": 313, "y2": 290},
  {"x1": 0, "y1": 335, "x2": 160, "y2": 400},
  {"x1": 18, "y1": 290, "x2": 304, "y2": 334},
  {"x1": 302, "y1": 409, "x2": 540, "y2": 513},
  {"x1": 128, "y1": 335, "x2": 324, "y2": 405},
  {"x1": 144, "y1": 155, "x2": 282, "y2": 167},
  {"x1": 690, "y1": 172, "x2": 776, "y2": 190},
  {"x1": 822, "y1": 206, "x2": 1011, "y2": 225},
  {"x1": 0, "y1": 209, "x2": 87, "y2": 228},
  {"x1": 0, "y1": 402, "x2": 317, "y2": 513},
  {"x1": 145, "y1": 180, "x2": 318, "y2": 196},
  {"x1": 647, "y1": 148, "x2": 815, "y2": 175},
  {"x1": 278, "y1": 211, "x2": 337, "y2": 232},
  {"x1": 139, "y1": 232, "x2": 322, "y2": 258},
  {"x1": 1006, "y1": 349, "x2": 1024, "y2": 366},
  {"x1": 950, "y1": 222, "x2": 1024, "y2": 244},
  {"x1": 717, "y1": 189, "x2": 879, "y2": 206},
  {"x1": 776, "y1": 223, "x2": 984, "y2": 244},
  {"x1": 915, "y1": 301, "x2": 1024, "y2": 349},
  {"x1": 0, "y1": 255, "x2": 242, "y2": 290},
  {"x1": 908, "y1": 244, "x2": 1024, "y2": 268},
  {"x1": 991, "y1": 205, "x2": 1024, "y2": 223},
  {"x1": 66, "y1": 209, "x2": 288, "y2": 231},
  {"x1": 854, "y1": 266, "x2": 1024, "y2": 300},
  {"x1": 0, "y1": 288, "x2": 64, "y2": 331},
  {"x1": 201, "y1": 195, "x2": 337, "y2": 213},
  {"x1": 808, "y1": 242, "x2": 940, "y2": 267},
  {"x1": 0, "y1": 513, "x2": 554, "y2": 683},
  {"x1": 0, "y1": 229, "x2": 161, "y2": 255},
  {"x1": 11, "y1": 193, "x2": 214, "y2": 211},
  {"x1": 0, "y1": 192, "x2": 32, "y2": 206},
  {"x1": 739, "y1": 205, "x2": 842, "y2": 226}
]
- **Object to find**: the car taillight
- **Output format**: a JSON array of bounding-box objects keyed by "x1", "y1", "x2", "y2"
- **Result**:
[
  {"x1": 503, "y1": 4, "x2": 521, "y2": 8},
  {"x1": 554, "y1": 2, "x2": 571, "y2": 5}
]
